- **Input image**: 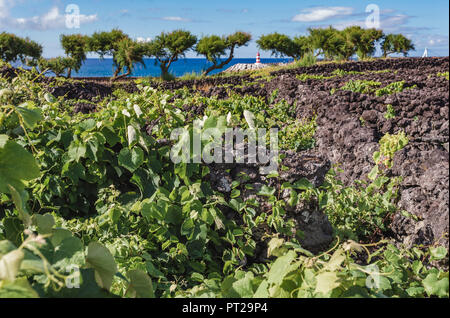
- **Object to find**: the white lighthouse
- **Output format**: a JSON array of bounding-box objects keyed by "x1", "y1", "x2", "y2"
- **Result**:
[{"x1": 255, "y1": 52, "x2": 261, "y2": 64}]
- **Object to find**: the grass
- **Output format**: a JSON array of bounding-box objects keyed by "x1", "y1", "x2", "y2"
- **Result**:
[
  {"x1": 437, "y1": 71, "x2": 449, "y2": 80},
  {"x1": 340, "y1": 79, "x2": 382, "y2": 94},
  {"x1": 178, "y1": 71, "x2": 205, "y2": 81},
  {"x1": 369, "y1": 69, "x2": 392, "y2": 74},
  {"x1": 339, "y1": 79, "x2": 416, "y2": 96},
  {"x1": 375, "y1": 81, "x2": 417, "y2": 96},
  {"x1": 296, "y1": 73, "x2": 335, "y2": 81},
  {"x1": 332, "y1": 69, "x2": 364, "y2": 76},
  {"x1": 131, "y1": 56, "x2": 399, "y2": 82},
  {"x1": 384, "y1": 104, "x2": 396, "y2": 119}
]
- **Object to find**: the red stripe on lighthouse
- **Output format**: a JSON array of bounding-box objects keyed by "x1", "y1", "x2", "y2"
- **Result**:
[{"x1": 256, "y1": 52, "x2": 261, "y2": 64}]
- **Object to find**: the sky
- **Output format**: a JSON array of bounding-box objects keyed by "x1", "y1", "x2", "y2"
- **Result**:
[{"x1": 0, "y1": 0, "x2": 448, "y2": 58}]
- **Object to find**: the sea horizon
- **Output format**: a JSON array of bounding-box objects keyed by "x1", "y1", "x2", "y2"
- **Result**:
[{"x1": 12, "y1": 58, "x2": 294, "y2": 78}]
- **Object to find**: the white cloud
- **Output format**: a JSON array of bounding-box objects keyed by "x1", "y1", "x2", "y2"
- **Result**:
[
  {"x1": 332, "y1": 20, "x2": 366, "y2": 30},
  {"x1": 0, "y1": 3, "x2": 97, "y2": 30},
  {"x1": 162, "y1": 16, "x2": 190, "y2": 22},
  {"x1": 0, "y1": 0, "x2": 14, "y2": 19},
  {"x1": 292, "y1": 6, "x2": 354, "y2": 22},
  {"x1": 332, "y1": 14, "x2": 411, "y2": 31},
  {"x1": 380, "y1": 14, "x2": 410, "y2": 29},
  {"x1": 417, "y1": 35, "x2": 449, "y2": 48},
  {"x1": 136, "y1": 37, "x2": 152, "y2": 43},
  {"x1": 381, "y1": 9, "x2": 396, "y2": 14},
  {"x1": 406, "y1": 34, "x2": 448, "y2": 56}
]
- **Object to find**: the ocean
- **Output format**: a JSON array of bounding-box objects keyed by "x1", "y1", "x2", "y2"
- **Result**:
[{"x1": 13, "y1": 58, "x2": 293, "y2": 77}]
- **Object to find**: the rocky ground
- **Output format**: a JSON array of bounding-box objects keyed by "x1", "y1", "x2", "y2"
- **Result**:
[
  {"x1": 220, "y1": 57, "x2": 448, "y2": 250},
  {"x1": 144, "y1": 57, "x2": 449, "y2": 250},
  {"x1": 271, "y1": 58, "x2": 449, "y2": 250},
  {"x1": 223, "y1": 63, "x2": 270, "y2": 72},
  {"x1": 1, "y1": 57, "x2": 448, "y2": 251}
]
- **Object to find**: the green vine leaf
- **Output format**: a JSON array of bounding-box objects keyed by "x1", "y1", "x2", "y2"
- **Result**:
[
  {"x1": 15, "y1": 102, "x2": 42, "y2": 129},
  {"x1": 0, "y1": 135, "x2": 40, "y2": 194},
  {"x1": 127, "y1": 269, "x2": 154, "y2": 298},
  {"x1": 86, "y1": 242, "x2": 117, "y2": 291},
  {"x1": 118, "y1": 147, "x2": 144, "y2": 173},
  {"x1": 0, "y1": 249, "x2": 24, "y2": 282}
]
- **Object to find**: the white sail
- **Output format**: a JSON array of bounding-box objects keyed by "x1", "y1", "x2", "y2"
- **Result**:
[{"x1": 422, "y1": 48, "x2": 428, "y2": 57}]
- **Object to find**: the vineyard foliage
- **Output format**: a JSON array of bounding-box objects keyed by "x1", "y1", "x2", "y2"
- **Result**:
[{"x1": 0, "y1": 64, "x2": 448, "y2": 298}]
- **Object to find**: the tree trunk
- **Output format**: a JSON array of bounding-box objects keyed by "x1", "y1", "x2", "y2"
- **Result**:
[
  {"x1": 66, "y1": 68, "x2": 72, "y2": 78},
  {"x1": 160, "y1": 64, "x2": 170, "y2": 80},
  {"x1": 202, "y1": 63, "x2": 218, "y2": 76},
  {"x1": 383, "y1": 51, "x2": 394, "y2": 58},
  {"x1": 112, "y1": 69, "x2": 131, "y2": 81},
  {"x1": 202, "y1": 46, "x2": 236, "y2": 76},
  {"x1": 111, "y1": 67, "x2": 122, "y2": 82}
]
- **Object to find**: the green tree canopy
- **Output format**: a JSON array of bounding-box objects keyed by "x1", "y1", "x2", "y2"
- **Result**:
[
  {"x1": 0, "y1": 32, "x2": 42, "y2": 64},
  {"x1": 256, "y1": 33, "x2": 304, "y2": 60},
  {"x1": 87, "y1": 29, "x2": 129, "y2": 57},
  {"x1": 293, "y1": 36, "x2": 313, "y2": 55},
  {"x1": 196, "y1": 31, "x2": 252, "y2": 75},
  {"x1": 382, "y1": 34, "x2": 415, "y2": 57},
  {"x1": 86, "y1": 29, "x2": 144, "y2": 80},
  {"x1": 35, "y1": 57, "x2": 76, "y2": 77},
  {"x1": 333, "y1": 27, "x2": 384, "y2": 61},
  {"x1": 60, "y1": 34, "x2": 89, "y2": 77},
  {"x1": 112, "y1": 38, "x2": 146, "y2": 80},
  {"x1": 335, "y1": 28, "x2": 358, "y2": 60},
  {"x1": 307, "y1": 27, "x2": 344, "y2": 60},
  {"x1": 356, "y1": 28, "x2": 384, "y2": 60},
  {"x1": 145, "y1": 30, "x2": 197, "y2": 79}
]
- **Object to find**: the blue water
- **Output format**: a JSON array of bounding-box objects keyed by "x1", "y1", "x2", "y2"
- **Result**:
[
  {"x1": 74, "y1": 58, "x2": 293, "y2": 77},
  {"x1": 13, "y1": 58, "x2": 293, "y2": 77}
]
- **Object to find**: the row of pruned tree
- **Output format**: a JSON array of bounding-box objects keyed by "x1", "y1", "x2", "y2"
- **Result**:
[
  {"x1": 1, "y1": 27, "x2": 415, "y2": 80},
  {"x1": 0, "y1": 30, "x2": 251, "y2": 80},
  {"x1": 257, "y1": 26, "x2": 415, "y2": 61},
  {"x1": 86, "y1": 30, "x2": 252, "y2": 79},
  {"x1": 0, "y1": 33, "x2": 43, "y2": 65}
]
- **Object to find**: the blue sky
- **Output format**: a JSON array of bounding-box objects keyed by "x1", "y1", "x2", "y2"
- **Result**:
[{"x1": 1, "y1": 0, "x2": 448, "y2": 58}]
